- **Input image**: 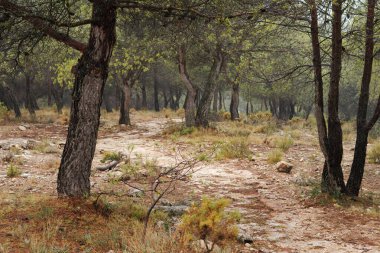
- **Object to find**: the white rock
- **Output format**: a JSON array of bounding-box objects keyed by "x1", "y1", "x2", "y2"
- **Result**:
[{"x1": 18, "y1": 126, "x2": 27, "y2": 131}]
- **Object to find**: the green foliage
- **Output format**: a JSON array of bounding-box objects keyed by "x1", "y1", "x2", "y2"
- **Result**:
[
  {"x1": 179, "y1": 197, "x2": 240, "y2": 251},
  {"x1": 178, "y1": 127, "x2": 196, "y2": 136},
  {"x1": 215, "y1": 139, "x2": 252, "y2": 160},
  {"x1": 53, "y1": 58, "x2": 77, "y2": 88},
  {"x1": 128, "y1": 203, "x2": 147, "y2": 221},
  {"x1": 267, "y1": 149, "x2": 283, "y2": 164},
  {"x1": 6, "y1": 164, "x2": 21, "y2": 178},
  {"x1": 101, "y1": 151, "x2": 122, "y2": 163},
  {"x1": 368, "y1": 142, "x2": 380, "y2": 164}
]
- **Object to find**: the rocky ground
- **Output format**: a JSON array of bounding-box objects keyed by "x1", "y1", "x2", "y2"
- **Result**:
[{"x1": 0, "y1": 112, "x2": 379, "y2": 253}]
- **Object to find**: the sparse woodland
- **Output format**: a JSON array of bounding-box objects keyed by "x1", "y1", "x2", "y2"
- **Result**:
[{"x1": 0, "y1": 0, "x2": 380, "y2": 252}]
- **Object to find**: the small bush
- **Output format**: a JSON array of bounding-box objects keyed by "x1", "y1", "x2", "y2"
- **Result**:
[
  {"x1": 249, "y1": 111, "x2": 273, "y2": 123},
  {"x1": 36, "y1": 205, "x2": 54, "y2": 220},
  {"x1": 218, "y1": 111, "x2": 231, "y2": 120},
  {"x1": 253, "y1": 121, "x2": 277, "y2": 135},
  {"x1": 93, "y1": 198, "x2": 115, "y2": 218},
  {"x1": 176, "y1": 108, "x2": 185, "y2": 118},
  {"x1": 34, "y1": 140, "x2": 60, "y2": 154},
  {"x1": 179, "y1": 197, "x2": 240, "y2": 251},
  {"x1": 368, "y1": 142, "x2": 380, "y2": 164},
  {"x1": 7, "y1": 164, "x2": 21, "y2": 178},
  {"x1": 215, "y1": 139, "x2": 252, "y2": 160},
  {"x1": 0, "y1": 102, "x2": 10, "y2": 122},
  {"x1": 267, "y1": 149, "x2": 283, "y2": 164},
  {"x1": 272, "y1": 136, "x2": 294, "y2": 152},
  {"x1": 101, "y1": 151, "x2": 122, "y2": 163}
]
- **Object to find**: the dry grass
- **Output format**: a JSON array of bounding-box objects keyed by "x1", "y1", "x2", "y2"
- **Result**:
[
  {"x1": 368, "y1": 142, "x2": 380, "y2": 164},
  {"x1": 6, "y1": 164, "x2": 22, "y2": 178},
  {"x1": 0, "y1": 194, "x2": 195, "y2": 253},
  {"x1": 267, "y1": 149, "x2": 283, "y2": 164}
]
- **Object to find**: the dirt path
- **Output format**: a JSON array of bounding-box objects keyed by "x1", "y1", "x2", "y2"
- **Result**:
[
  {"x1": 1, "y1": 117, "x2": 379, "y2": 252},
  {"x1": 97, "y1": 118, "x2": 380, "y2": 252}
]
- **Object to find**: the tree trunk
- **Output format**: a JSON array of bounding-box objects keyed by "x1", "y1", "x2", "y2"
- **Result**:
[
  {"x1": 47, "y1": 81, "x2": 53, "y2": 107},
  {"x1": 119, "y1": 79, "x2": 132, "y2": 125},
  {"x1": 174, "y1": 90, "x2": 181, "y2": 110},
  {"x1": 163, "y1": 89, "x2": 169, "y2": 108},
  {"x1": 115, "y1": 83, "x2": 121, "y2": 111},
  {"x1": 185, "y1": 90, "x2": 197, "y2": 127},
  {"x1": 218, "y1": 90, "x2": 223, "y2": 111},
  {"x1": 346, "y1": 0, "x2": 377, "y2": 196},
  {"x1": 325, "y1": 0, "x2": 345, "y2": 193},
  {"x1": 195, "y1": 48, "x2": 223, "y2": 127},
  {"x1": 178, "y1": 45, "x2": 197, "y2": 127},
  {"x1": 25, "y1": 74, "x2": 35, "y2": 116},
  {"x1": 153, "y1": 66, "x2": 160, "y2": 112},
  {"x1": 309, "y1": 0, "x2": 345, "y2": 194},
  {"x1": 212, "y1": 88, "x2": 218, "y2": 112},
  {"x1": 141, "y1": 75, "x2": 148, "y2": 109},
  {"x1": 103, "y1": 93, "x2": 113, "y2": 113},
  {"x1": 0, "y1": 84, "x2": 21, "y2": 117},
  {"x1": 230, "y1": 83, "x2": 239, "y2": 120},
  {"x1": 52, "y1": 84, "x2": 65, "y2": 114},
  {"x1": 57, "y1": 1, "x2": 116, "y2": 197}
]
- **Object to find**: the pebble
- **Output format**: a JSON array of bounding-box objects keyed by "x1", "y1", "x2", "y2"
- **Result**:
[{"x1": 18, "y1": 126, "x2": 27, "y2": 131}]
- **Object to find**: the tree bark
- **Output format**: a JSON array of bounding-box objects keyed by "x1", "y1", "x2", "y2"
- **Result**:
[
  {"x1": 119, "y1": 78, "x2": 132, "y2": 125},
  {"x1": 218, "y1": 90, "x2": 223, "y2": 111},
  {"x1": 195, "y1": 47, "x2": 223, "y2": 127},
  {"x1": 141, "y1": 75, "x2": 148, "y2": 109},
  {"x1": 309, "y1": 0, "x2": 345, "y2": 193},
  {"x1": 153, "y1": 66, "x2": 160, "y2": 112},
  {"x1": 346, "y1": 0, "x2": 377, "y2": 196},
  {"x1": 326, "y1": 0, "x2": 345, "y2": 193},
  {"x1": 0, "y1": 84, "x2": 21, "y2": 117},
  {"x1": 52, "y1": 83, "x2": 65, "y2": 114},
  {"x1": 25, "y1": 73, "x2": 36, "y2": 116},
  {"x1": 103, "y1": 93, "x2": 113, "y2": 113},
  {"x1": 47, "y1": 81, "x2": 53, "y2": 107},
  {"x1": 212, "y1": 88, "x2": 218, "y2": 112},
  {"x1": 57, "y1": 1, "x2": 117, "y2": 197},
  {"x1": 230, "y1": 83, "x2": 239, "y2": 120},
  {"x1": 178, "y1": 45, "x2": 197, "y2": 127}
]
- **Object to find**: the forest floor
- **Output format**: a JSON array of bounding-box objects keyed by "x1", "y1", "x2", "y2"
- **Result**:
[{"x1": 0, "y1": 109, "x2": 379, "y2": 253}]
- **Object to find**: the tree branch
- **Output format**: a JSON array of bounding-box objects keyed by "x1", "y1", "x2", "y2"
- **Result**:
[{"x1": 0, "y1": 0, "x2": 87, "y2": 52}]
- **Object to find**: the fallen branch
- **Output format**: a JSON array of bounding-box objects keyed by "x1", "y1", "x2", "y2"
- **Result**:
[{"x1": 96, "y1": 160, "x2": 120, "y2": 171}]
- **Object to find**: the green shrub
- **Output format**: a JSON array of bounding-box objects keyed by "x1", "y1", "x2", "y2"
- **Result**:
[
  {"x1": 267, "y1": 149, "x2": 283, "y2": 164},
  {"x1": 215, "y1": 139, "x2": 252, "y2": 160},
  {"x1": 6, "y1": 164, "x2": 21, "y2": 178},
  {"x1": 368, "y1": 142, "x2": 380, "y2": 164},
  {"x1": 162, "y1": 123, "x2": 196, "y2": 137},
  {"x1": 179, "y1": 197, "x2": 240, "y2": 251},
  {"x1": 101, "y1": 151, "x2": 122, "y2": 163}
]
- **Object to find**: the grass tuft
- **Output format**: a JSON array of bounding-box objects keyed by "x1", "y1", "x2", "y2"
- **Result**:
[
  {"x1": 6, "y1": 164, "x2": 22, "y2": 178},
  {"x1": 267, "y1": 149, "x2": 283, "y2": 164},
  {"x1": 368, "y1": 142, "x2": 380, "y2": 164}
]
